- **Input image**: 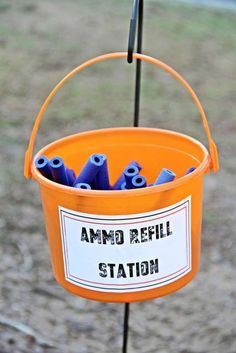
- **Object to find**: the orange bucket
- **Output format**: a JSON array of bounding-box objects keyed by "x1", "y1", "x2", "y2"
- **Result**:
[{"x1": 24, "y1": 52, "x2": 219, "y2": 303}]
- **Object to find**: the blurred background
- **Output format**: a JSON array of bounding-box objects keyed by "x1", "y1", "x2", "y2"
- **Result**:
[{"x1": 0, "y1": 0, "x2": 236, "y2": 352}]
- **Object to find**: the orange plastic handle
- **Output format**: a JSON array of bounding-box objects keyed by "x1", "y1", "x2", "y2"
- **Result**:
[{"x1": 24, "y1": 52, "x2": 219, "y2": 178}]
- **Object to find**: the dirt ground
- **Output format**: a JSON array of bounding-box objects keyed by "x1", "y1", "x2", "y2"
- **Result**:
[{"x1": 0, "y1": 1, "x2": 236, "y2": 352}]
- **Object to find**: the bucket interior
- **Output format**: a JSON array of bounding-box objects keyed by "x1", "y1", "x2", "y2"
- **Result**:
[{"x1": 33, "y1": 127, "x2": 209, "y2": 186}]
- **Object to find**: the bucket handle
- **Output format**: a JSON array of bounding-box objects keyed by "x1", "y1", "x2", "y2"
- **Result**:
[{"x1": 24, "y1": 52, "x2": 219, "y2": 178}]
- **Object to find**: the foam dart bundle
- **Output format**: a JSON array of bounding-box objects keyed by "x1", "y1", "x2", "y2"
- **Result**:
[
  {"x1": 154, "y1": 168, "x2": 176, "y2": 185},
  {"x1": 113, "y1": 160, "x2": 142, "y2": 190},
  {"x1": 49, "y1": 156, "x2": 69, "y2": 186},
  {"x1": 35, "y1": 156, "x2": 53, "y2": 180},
  {"x1": 35, "y1": 154, "x2": 195, "y2": 191}
]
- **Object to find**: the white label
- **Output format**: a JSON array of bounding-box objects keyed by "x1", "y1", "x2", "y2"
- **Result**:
[{"x1": 59, "y1": 197, "x2": 191, "y2": 293}]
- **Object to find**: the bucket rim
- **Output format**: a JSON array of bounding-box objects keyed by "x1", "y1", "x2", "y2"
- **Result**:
[{"x1": 31, "y1": 127, "x2": 210, "y2": 198}]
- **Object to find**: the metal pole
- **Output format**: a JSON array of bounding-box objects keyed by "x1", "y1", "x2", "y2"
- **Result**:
[
  {"x1": 122, "y1": 303, "x2": 130, "y2": 353},
  {"x1": 123, "y1": 2, "x2": 144, "y2": 352},
  {"x1": 134, "y1": 0, "x2": 143, "y2": 127}
]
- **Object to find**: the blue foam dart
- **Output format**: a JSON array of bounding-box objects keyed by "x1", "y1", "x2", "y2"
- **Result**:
[
  {"x1": 74, "y1": 183, "x2": 91, "y2": 190},
  {"x1": 131, "y1": 175, "x2": 147, "y2": 189},
  {"x1": 49, "y1": 156, "x2": 69, "y2": 186},
  {"x1": 113, "y1": 160, "x2": 142, "y2": 190},
  {"x1": 124, "y1": 165, "x2": 140, "y2": 189},
  {"x1": 73, "y1": 154, "x2": 104, "y2": 186},
  {"x1": 154, "y1": 168, "x2": 176, "y2": 185},
  {"x1": 35, "y1": 155, "x2": 53, "y2": 180},
  {"x1": 185, "y1": 167, "x2": 196, "y2": 175},
  {"x1": 120, "y1": 182, "x2": 127, "y2": 190},
  {"x1": 66, "y1": 168, "x2": 76, "y2": 186},
  {"x1": 95, "y1": 154, "x2": 110, "y2": 190}
]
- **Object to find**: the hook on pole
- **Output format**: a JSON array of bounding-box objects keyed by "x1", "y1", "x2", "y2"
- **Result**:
[{"x1": 127, "y1": 0, "x2": 140, "y2": 63}]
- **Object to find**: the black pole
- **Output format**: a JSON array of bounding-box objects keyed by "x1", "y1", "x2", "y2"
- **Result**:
[
  {"x1": 122, "y1": 303, "x2": 130, "y2": 353},
  {"x1": 123, "y1": 2, "x2": 144, "y2": 353},
  {"x1": 134, "y1": 0, "x2": 143, "y2": 127}
]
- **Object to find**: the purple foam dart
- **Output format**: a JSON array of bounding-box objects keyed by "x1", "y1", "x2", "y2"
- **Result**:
[
  {"x1": 120, "y1": 181, "x2": 127, "y2": 190},
  {"x1": 74, "y1": 183, "x2": 91, "y2": 190},
  {"x1": 66, "y1": 168, "x2": 76, "y2": 186},
  {"x1": 35, "y1": 155, "x2": 53, "y2": 180},
  {"x1": 49, "y1": 156, "x2": 69, "y2": 186},
  {"x1": 131, "y1": 175, "x2": 147, "y2": 189},
  {"x1": 154, "y1": 168, "x2": 176, "y2": 185},
  {"x1": 113, "y1": 160, "x2": 142, "y2": 190},
  {"x1": 124, "y1": 165, "x2": 139, "y2": 189},
  {"x1": 185, "y1": 167, "x2": 196, "y2": 175},
  {"x1": 73, "y1": 154, "x2": 104, "y2": 186},
  {"x1": 95, "y1": 154, "x2": 110, "y2": 190}
]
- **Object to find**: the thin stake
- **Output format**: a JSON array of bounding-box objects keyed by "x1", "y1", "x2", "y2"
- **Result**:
[
  {"x1": 123, "y1": 2, "x2": 144, "y2": 352},
  {"x1": 122, "y1": 303, "x2": 130, "y2": 353},
  {"x1": 134, "y1": 0, "x2": 143, "y2": 127}
]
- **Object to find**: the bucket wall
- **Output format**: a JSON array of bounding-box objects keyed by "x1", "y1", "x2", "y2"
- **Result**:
[{"x1": 33, "y1": 127, "x2": 209, "y2": 303}]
